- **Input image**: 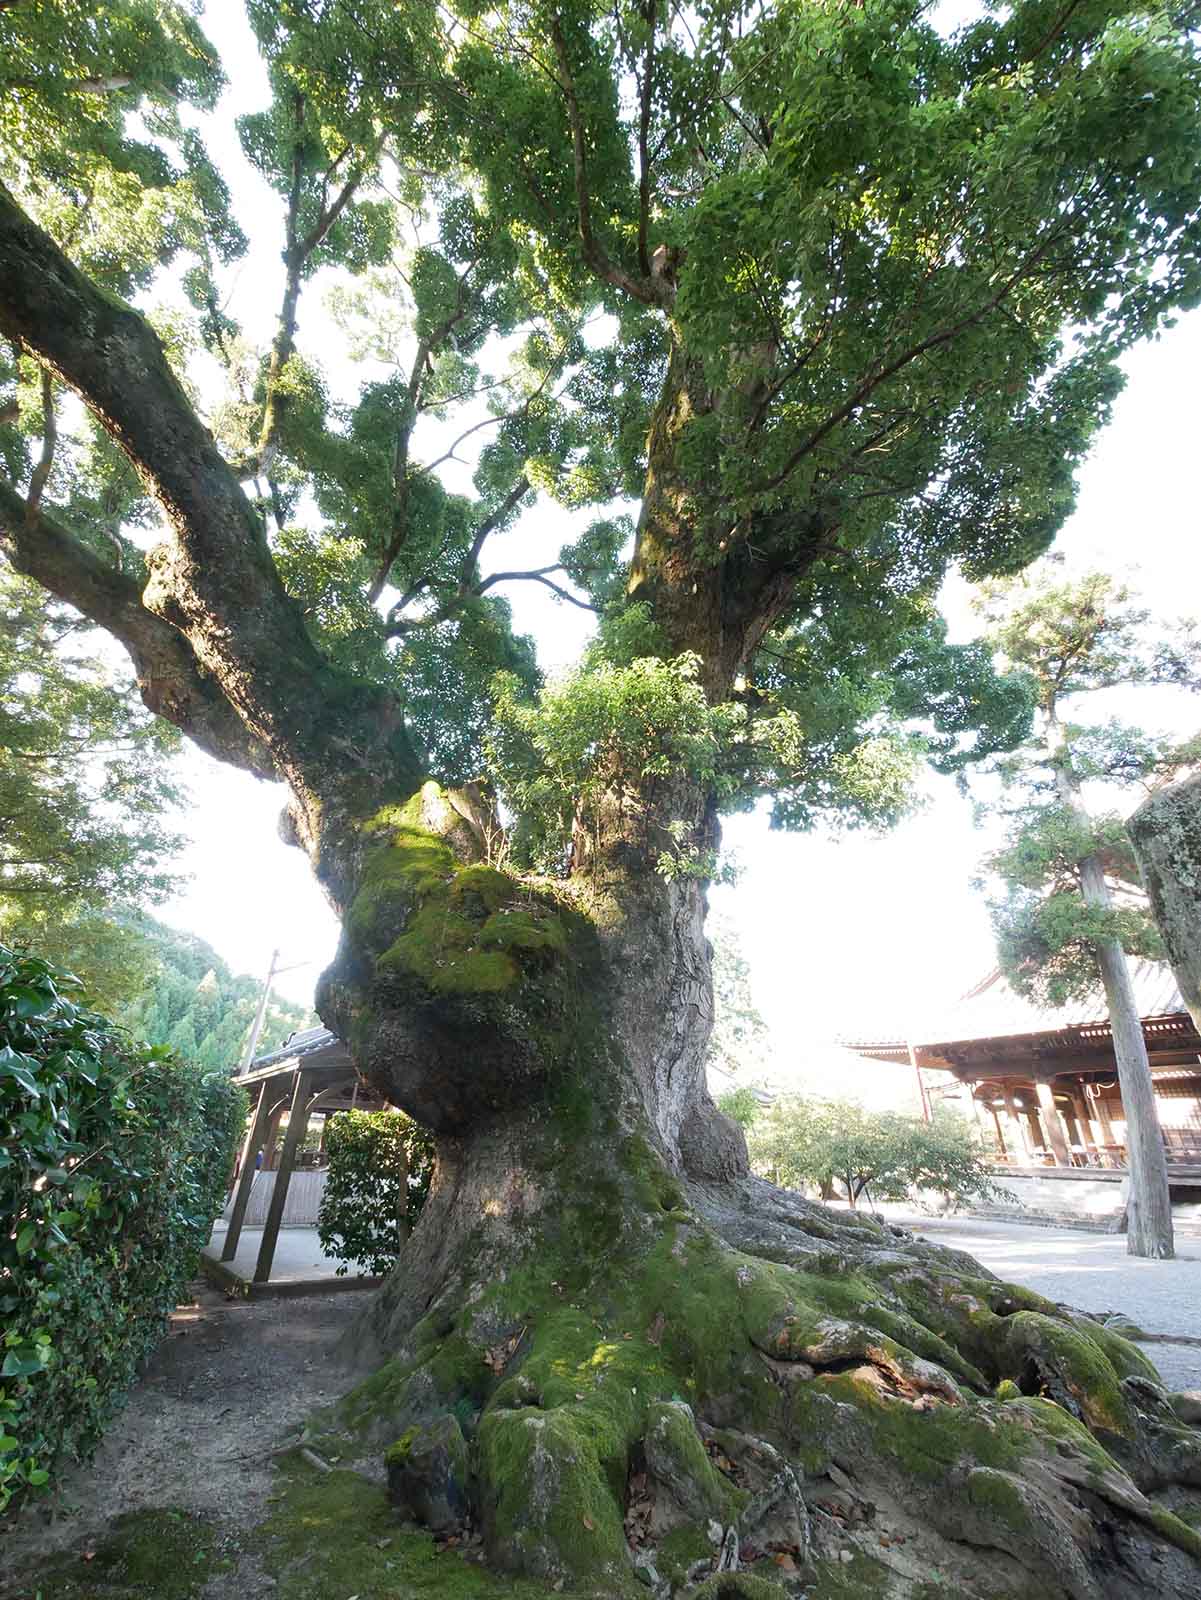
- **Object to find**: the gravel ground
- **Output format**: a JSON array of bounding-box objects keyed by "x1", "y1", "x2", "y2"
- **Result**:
[
  {"x1": 893, "y1": 1213, "x2": 1201, "y2": 1390},
  {"x1": 0, "y1": 1282, "x2": 367, "y2": 1597}
]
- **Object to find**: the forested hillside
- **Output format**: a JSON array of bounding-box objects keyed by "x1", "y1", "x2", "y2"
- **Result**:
[{"x1": 118, "y1": 913, "x2": 313, "y2": 1070}]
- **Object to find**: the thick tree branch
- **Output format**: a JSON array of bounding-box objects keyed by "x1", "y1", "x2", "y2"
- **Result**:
[
  {"x1": 382, "y1": 476, "x2": 533, "y2": 636},
  {"x1": 254, "y1": 107, "x2": 383, "y2": 487},
  {"x1": 366, "y1": 335, "x2": 431, "y2": 604},
  {"x1": 636, "y1": 0, "x2": 657, "y2": 278},
  {"x1": 254, "y1": 95, "x2": 309, "y2": 484},
  {"x1": 0, "y1": 179, "x2": 358, "y2": 792},
  {"x1": 476, "y1": 564, "x2": 596, "y2": 610},
  {"x1": 367, "y1": 265, "x2": 482, "y2": 603},
  {"x1": 549, "y1": 17, "x2": 670, "y2": 310},
  {"x1": 461, "y1": 474, "x2": 531, "y2": 582},
  {"x1": 0, "y1": 479, "x2": 274, "y2": 776}
]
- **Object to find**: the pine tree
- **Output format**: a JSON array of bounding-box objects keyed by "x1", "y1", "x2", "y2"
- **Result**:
[{"x1": 977, "y1": 566, "x2": 1201, "y2": 1257}]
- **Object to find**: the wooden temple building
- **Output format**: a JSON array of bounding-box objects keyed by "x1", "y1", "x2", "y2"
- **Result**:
[
  {"x1": 847, "y1": 965, "x2": 1201, "y2": 1178},
  {"x1": 213, "y1": 1026, "x2": 386, "y2": 1291}
]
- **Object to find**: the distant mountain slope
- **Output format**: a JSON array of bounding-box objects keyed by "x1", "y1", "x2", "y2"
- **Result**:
[{"x1": 117, "y1": 912, "x2": 314, "y2": 1070}]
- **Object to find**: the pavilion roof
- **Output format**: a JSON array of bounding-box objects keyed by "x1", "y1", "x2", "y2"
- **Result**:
[
  {"x1": 843, "y1": 962, "x2": 1186, "y2": 1057},
  {"x1": 248, "y1": 1025, "x2": 341, "y2": 1072}
]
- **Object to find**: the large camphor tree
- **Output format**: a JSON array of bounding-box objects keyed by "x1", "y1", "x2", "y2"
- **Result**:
[{"x1": 4, "y1": 1, "x2": 1201, "y2": 1594}]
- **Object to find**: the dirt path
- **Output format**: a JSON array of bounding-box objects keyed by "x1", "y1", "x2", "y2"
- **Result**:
[{"x1": 0, "y1": 1283, "x2": 366, "y2": 1599}]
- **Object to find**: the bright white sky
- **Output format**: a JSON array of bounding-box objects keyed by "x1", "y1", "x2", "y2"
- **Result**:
[{"x1": 153, "y1": 3, "x2": 1201, "y2": 1062}]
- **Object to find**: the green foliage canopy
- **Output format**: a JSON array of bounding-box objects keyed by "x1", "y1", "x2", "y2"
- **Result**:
[
  {"x1": 7, "y1": 0, "x2": 1198, "y2": 856},
  {"x1": 745, "y1": 1094, "x2": 1005, "y2": 1210}
]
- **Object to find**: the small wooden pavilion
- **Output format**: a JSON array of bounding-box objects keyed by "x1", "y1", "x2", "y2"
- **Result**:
[
  {"x1": 846, "y1": 965, "x2": 1201, "y2": 1177},
  {"x1": 219, "y1": 1026, "x2": 386, "y2": 1289}
]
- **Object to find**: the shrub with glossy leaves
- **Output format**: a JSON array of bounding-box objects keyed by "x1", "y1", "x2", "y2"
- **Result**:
[
  {"x1": 0, "y1": 944, "x2": 244, "y2": 1511},
  {"x1": 316, "y1": 1108, "x2": 434, "y2": 1277}
]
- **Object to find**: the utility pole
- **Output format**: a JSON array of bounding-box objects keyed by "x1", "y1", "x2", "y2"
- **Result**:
[{"x1": 238, "y1": 950, "x2": 308, "y2": 1075}]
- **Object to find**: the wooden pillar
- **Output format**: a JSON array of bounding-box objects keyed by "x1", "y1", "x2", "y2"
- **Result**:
[
  {"x1": 1071, "y1": 1083, "x2": 1100, "y2": 1159},
  {"x1": 968, "y1": 1089, "x2": 989, "y2": 1146},
  {"x1": 1092, "y1": 1088, "x2": 1117, "y2": 1144},
  {"x1": 254, "y1": 1071, "x2": 311, "y2": 1285},
  {"x1": 1002, "y1": 1085, "x2": 1033, "y2": 1163},
  {"x1": 1034, "y1": 1078, "x2": 1072, "y2": 1166},
  {"x1": 988, "y1": 1104, "x2": 1008, "y2": 1160},
  {"x1": 261, "y1": 1102, "x2": 285, "y2": 1170},
  {"x1": 222, "y1": 1081, "x2": 271, "y2": 1263}
]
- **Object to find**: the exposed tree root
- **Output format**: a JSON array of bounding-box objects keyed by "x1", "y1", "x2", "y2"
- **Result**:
[{"x1": 305, "y1": 1164, "x2": 1201, "y2": 1600}]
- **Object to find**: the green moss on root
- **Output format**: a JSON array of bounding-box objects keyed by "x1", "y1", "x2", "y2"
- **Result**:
[
  {"x1": 1145, "y1": 1504, "x2": 1201, "y2": 1561},
  {"x1": 325, "y1": 1109, "x2": 1184, "y2": 1596},
  {"x1": 654, "y1": 1522, "x2": 715, "y2": 1584},
  {"x1": 1003, "y1": 1313, "x2": 1133, "y2": 1435},
  {"x1": 18, "y1": 1508, "x2": 224, "y2": 1599},
  {"x1": 256, "y1": 1455, "x2": 592, "y2": 1599},
  {"x1": 796, "y1": 1551, "x2": 895, "y2": 1600},
  {"x1": 689, "y1": 1574, "x2": 790, "y2": 1599}
]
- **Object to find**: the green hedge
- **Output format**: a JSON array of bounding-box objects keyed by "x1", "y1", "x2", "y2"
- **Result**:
[
  {"x1": 0, "y1": 944, "x2": 245, "y2": 1511},
  {"x1": 317, "y1": 1109, "x2": 434, "y2": 1277}
]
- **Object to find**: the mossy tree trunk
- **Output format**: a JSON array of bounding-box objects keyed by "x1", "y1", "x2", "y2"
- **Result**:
[
  {"x1": 4, "y1": 188, "x2": 1201, "y2": 1598},
  {"x1": 298, "y1": 773, "x2": 1201, "y2": 1599}
]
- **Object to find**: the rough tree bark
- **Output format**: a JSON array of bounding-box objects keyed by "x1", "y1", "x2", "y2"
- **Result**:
[
  {"x1": 1129, "y1": 775, "x2": 1201, "y2": 1035},
  {"x1": 3, "y1": 185, "x2": 1201, "y2": 1598}
]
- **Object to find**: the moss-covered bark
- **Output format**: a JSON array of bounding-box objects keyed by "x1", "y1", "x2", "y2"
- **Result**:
[
  {"x1": 310, "y1": 1118, "x2": 1201, "y2": 1597},
  {"x1": 295, "y1": 772, "x2": 1201, "y2": 1598}
]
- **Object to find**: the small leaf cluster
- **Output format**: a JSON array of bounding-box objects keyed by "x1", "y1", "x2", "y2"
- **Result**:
[
  {"x1": 0, "y1": 945, "x2": 245, "y2": 1511},
  {"x1": 488, "y1": 645, "x2": 746, "y2": 873},
  {"x1": 745, "y1": 1095, "x2": 1007, "y2": 1211},
  {"x1": 316, "y1": 1109, "x2": 434, "y2": 1278},
  {"x1": 0, "y1": 0, "x2": 241, "y2": 325},
  {"x1": 988, "y1": 805, "x2": 1139, "y2": 895},
  {"x1": 751, "y1": 598, "x2": 1034, "y2": 833}
]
